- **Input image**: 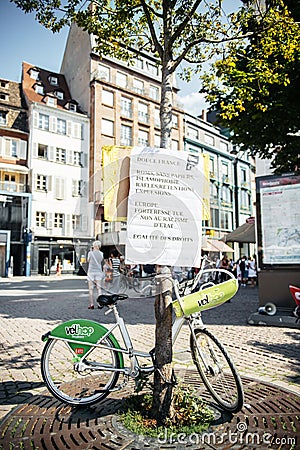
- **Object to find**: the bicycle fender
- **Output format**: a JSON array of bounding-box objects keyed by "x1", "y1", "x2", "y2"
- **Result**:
[{"x1": 44, "y1": 319, "x2": 124, "y2": 366}]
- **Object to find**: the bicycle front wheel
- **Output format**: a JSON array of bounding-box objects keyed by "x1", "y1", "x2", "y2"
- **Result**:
[
  {"x1": 41, "y1": 336, "x2": 121, "y2": 406},
  {"x1": 119, "y1": 275, "x2": 128, "y2": 294},
  {"x1": 190, "y1": 328, "x2": 244, "y2": 413}
]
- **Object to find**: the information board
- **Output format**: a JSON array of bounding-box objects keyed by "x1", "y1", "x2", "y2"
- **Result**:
[
  {"x1": 257, "y1": 173, "x2": 300, "y2": 265},
  {"x1": 125, "y1": 147, "x2": 206, "y2": 267}
]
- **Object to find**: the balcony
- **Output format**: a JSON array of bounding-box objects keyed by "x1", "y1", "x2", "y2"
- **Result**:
[{"x1": 0, "y1": 181, "x2": 27, "y2": 193}]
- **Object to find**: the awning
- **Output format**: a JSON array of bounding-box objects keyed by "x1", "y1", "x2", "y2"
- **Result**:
[
  {"x1": 201, "y1": 237, "x2": 234, "y2": 253},
  {"x1": 223, "y1": 222, "x2": 256, "y2": 243},
  {"x1": 0, "y1": 163, "x2": 29, "y2": 174}
]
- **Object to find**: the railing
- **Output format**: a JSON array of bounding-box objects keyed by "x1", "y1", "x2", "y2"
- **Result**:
[{"x1": 0, "y1": 182, "x2": 27, "y2": 193}]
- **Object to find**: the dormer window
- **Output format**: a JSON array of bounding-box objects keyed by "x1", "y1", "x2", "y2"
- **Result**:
[
  {"x1": 55, "y1": 90, "x2": 64, "y2": 100},
  {"x1": 0, "y1": 93, "x2": 8, "y2": 101},
  {"x1": 35, "y1": 83, "x2": 44, "y2": 95},
  {"x1": 0, "y1": 81, "x2": 8, "y2": 88},
  {"x1": 0, "y1": 111, "x2": 7, "y2": 125},
  {"x1": 46, "y1": 95, "x2": 57, "y2": 107},
  {"x1": 69, "y1": 103, "x2": 77, "y2": 112},
  {"x1": 30, "y1": 68, "x2": 40, "y2": 80},
  {"x1": 49, "y1": 75, "x2": 58, "y2": 86}
]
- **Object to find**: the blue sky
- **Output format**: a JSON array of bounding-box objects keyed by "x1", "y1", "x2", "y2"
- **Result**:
[{"x1": 0, "y1": 0, "x2": 238, "y2": 115}]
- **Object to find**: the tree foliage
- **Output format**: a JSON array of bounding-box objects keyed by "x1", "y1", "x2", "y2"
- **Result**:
[{"x1": 201, "y1": 0, "x2": 300, "y2": 173}]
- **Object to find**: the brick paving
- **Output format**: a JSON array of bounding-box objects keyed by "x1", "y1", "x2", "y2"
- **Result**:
[{"x1": 0, "y1": 274, "x2": 299, "y2": 447}]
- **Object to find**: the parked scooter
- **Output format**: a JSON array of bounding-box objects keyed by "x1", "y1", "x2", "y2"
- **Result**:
[{"x1": 289, "y1": 285, "x2": 300, "y2": 323}]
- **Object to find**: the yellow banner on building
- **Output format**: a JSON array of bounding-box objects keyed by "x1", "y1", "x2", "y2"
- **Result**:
[{"x1": 102, "y1": 145, "x2": 132, "y2": 221}]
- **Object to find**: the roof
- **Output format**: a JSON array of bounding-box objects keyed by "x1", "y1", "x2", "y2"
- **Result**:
[{"x1": 22, "y1": 61, "x2": 80, "y2": 112}]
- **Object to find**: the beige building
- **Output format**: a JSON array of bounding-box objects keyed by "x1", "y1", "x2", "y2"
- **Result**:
[{"x1": 61, "y1": 24, "x2": 184, "y2": 250}]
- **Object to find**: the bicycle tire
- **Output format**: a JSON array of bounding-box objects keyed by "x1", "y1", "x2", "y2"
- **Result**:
[
  {"x1": 190, "y1": 328, "x2": 244, "y2": 413},
  {"x1": 41, "y1": 335, "x2": 121, "y2": 406},
  {"x1": 132, "y1": 277, "x2": 142, "y2": 293}
]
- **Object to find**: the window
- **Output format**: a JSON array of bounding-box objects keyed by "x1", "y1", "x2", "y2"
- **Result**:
[
  {"x1": 154, "y1": 108, "x2": 160, "y2": 127},
  {"x1": 4, "y1": 173, "x2": 17, "y2": 192},
  {"x1": 210, "y1": 182, "x2": 218, "y2": 200},
  {"x1": 54, "y1": 213, "x2": 64, "y2": 228},
  {"x1": 147, "y1": 62, "x2": 158, "y2": 76},
  {"x1": 30, "y1": 69, "x2": 39, "y2": 80},
  {"x1": 102, "y1": 89, "x2": 114, "y2": 106},
  {"x1": 171, "y1": 140, "x2": 179, "y2": 151},
  {"x1": 133, "y1": 79, "x2": 144, "y2": 95},
  {"x1": 35, "y1": 84, "x2": 44, "y2": 95},
  {"x1": 220, "y1": 141, "x2": 228, "y2": 152},
  {"x1": 49, "y1": 76, "x2": 58, "y2": 85},
  {"x1": 0, "y1": 81, "x2": 8, "y2": 88},
  {"x1": 97, "y1": 64, "x2": 110, "y2": 81},
  {"x1": 36, "y1": 211, "x2": 46, "y2": 227},
  {"x1": 11, "y1": 140, "x2": 17, "y2": 157},
  {"x1": 121, "y1": 96, "x2": 132, "y2": 118},
  {"x1": 72, "y1": 214, "x2": 81, "y2": 230},
  {"x1": 0, "y1": 111, "x2": 6, "y2": 125},
  {"x1": 149, "y1": 85, "x2": 159, "y2": 101},
  {"x1": 209, "y1": 157, "x2": 216, "y2": 177},
  {"x1": 73, "y1": 151, "x2": 81, "y2": 165},
  {"x1": 210, "y1": 208, "x2": 219, "y2": 228},
  {"x1": 221, "y1": 186, "x2": 232, "y2": 204},
  {"x1": 36, "y1": 174, "x2": 47, "y2": 191},
  {"x1": 72, "y1": 179, "x2": 82, "y2": 196},
  {"x1": 138, "y1": 102, "x2": 149, "y2": 123},
  {"x1": 0, "y1": 93, "x2": 8, "y2": 101},
  {"x1": 101, "y1": 118, "x2": 114, "y2": 136},
  {"x1": 56, "y1": 148, "x2": 66, "y2": 163},
  {"x1": 172, "y1": 114, "x2": 179, "y2": 128},
  {"x1": 57, "y1": 118, "x2": 66, "y2": 134},
  {"x1": 221, "y1": 162, "x2": 229, "y2": 180},
  {"x1": 116, "y1": 71, "x2": 128, "y2": 88},
  {"x1": 241, "y1": 167, "x2": 247, "y2": 183},
  {"x1": 55, "y1": 91, "x2": 64, "y2": 100},
  {"x1": 154, "y1": 134, "x2": 161, "y2": 147},
  {"x1": 187, "y1": 126, "x2": 198, "y2": 140},
  {"x1": 241, "y1": 190, "x2": 251, "y2": 209},
  {"x1": 204, "y1": 133, "x2": 214, "y2": 146},
  {"x1": 69, "y1": 103, "x2": 77, "y2": 112},
  {"x1": 220, "y1": 210, "x2": 233, "y2": 230},
  {"x1": 135, "y1": 59, "x2": 144, "y2": 70},
  {"x1": 120, "y1": 124, "x2": 132, "y2": 146},
  {"x1": 38, "y1": 144, "x2": 48, "y2": 159},
  {"x1": 46, "y1": 96, "x2": 56, "y2": 107},
  {"x1": 39, "y1": 113, "x2": 49, "y2": 130},
  {"x1": 138, "y1": 130, "x2": 149, "y2": 146}
]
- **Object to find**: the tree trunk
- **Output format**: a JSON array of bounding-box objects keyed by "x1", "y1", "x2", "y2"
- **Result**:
[{"x1": 151, "y1": 266, "x2": 174, "y2": 425}]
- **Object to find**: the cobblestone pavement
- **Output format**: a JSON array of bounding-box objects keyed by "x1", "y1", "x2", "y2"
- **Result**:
[{"x1": 0, "y1": 274, "x2": 299, "y2": 447}]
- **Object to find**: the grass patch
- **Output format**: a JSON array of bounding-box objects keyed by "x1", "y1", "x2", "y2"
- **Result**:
[{"x1": 118, "y1": 383, "x2": 215, "y2": 439}]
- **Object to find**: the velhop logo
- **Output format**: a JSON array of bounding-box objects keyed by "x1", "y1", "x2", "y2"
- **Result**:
[{"x1": 65, "y1": 324, "x2": 95, "y2": 338}]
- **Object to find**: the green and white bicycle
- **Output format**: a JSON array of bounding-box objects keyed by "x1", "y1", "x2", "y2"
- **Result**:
[{"x1": 41, "y1": 259, "x2": 244, "y2": 413}]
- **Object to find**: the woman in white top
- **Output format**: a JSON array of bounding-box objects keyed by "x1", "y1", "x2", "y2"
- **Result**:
[{"x1": 87, "y1": 240, "x2": 104, "y2": 309}]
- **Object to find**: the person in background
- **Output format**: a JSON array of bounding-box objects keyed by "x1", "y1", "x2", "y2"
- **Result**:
[
  {"x1": 248, "y1": 255, "x2": 257, "y2": 287},
  {"x1": 219, "y1": 255, "x2": 229, "y2": 282},
  {"x1": 110, "y1": 249, "x2": 121, "y2": 294},
  {"x1": 239, "y1": 255, "x2": 249, "y2": 287},
  {"x1": 87, "y1": 240, "x2": 104, "y2": 309}
]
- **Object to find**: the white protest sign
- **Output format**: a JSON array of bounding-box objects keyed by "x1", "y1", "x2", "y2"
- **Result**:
[{"x1": 125, "y1": 147, "x2": 204, "y2": 267}]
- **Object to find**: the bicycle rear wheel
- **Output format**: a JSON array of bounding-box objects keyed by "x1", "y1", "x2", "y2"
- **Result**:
[
  {"x1": 119, "y1": 275, "x2": 128, "y2": 294},
  {"x1": 41, "y1": 335, "x2": 121, "y2": 406},
  {"x1": 190, "y1": 328, "x2": 244, "y2": 413}
]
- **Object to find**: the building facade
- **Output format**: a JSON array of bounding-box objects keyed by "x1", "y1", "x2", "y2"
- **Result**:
[
  {"x1": 22, "y1": 62, "x2": 92, "y2": 275},
  {"x1": 61, "y1": 23, "x2": 184, "y2": 254},
  {"x1": 0, "y1": 78, "x2": 30, "y2": 276}
]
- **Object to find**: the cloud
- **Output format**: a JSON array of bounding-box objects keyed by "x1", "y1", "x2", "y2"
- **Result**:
[{"x1": 178, "y1": 92, "x2": 209, "y2": 117}]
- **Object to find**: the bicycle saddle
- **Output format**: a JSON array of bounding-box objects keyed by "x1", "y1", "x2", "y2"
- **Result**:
[{"x1": 97, "y1": 293, "x2": 128, "y2": 307}]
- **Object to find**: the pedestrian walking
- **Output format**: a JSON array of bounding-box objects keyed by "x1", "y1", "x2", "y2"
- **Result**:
[
  {"x1": 239, "y1": 256, "x2": 249, "y2": 287},
  {"x1": 220, "y1": 255, "x2": 229, "y2": 282},
  {"x1": 248, "y1": 256, "x2": 257, "y2": 287},
  {"x1": 109, "y1": 249, "x2": 121, "y2": 294},
  {"x1": 87, "y1": 240, "x2": 104, "y2": 309}
]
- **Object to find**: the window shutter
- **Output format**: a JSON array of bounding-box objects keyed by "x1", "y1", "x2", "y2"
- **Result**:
[
  {"x1": 4, "y1": 139, "x2": 11, "y2": 157},
  {"x1": 80, "y1": 152, "x2": 88, "y2": 168},
  {"x1": 81, "y1": 215, "x2": 88, "y2": 232},
  {"x1": 32, "y1": 142, "x2": 38, "y2": 158},
  {"x1": 33, "y1": 173, "x2": 37, "y2": 191},
  {"x1": 47, "y1": 212, "x2": 53, "y2": 229},
  {"x1": 67, "y1": 121, "x2": 72, "y2": 136},
  {"x1": 49, "y1": 116, "x2": 57, "y2": 132},
  {"x1": 65, "y1": 214, "x2": 72, "y2": 236},
  {"x1": 46, "y1": 175, "x2": 52, "y2": 192},
  {"x1": 33, "y1": 112, "x2": 38, "y2": 128},
  {"x1": 66, "y1": 149, "x2": 73, "y2": 165},
  {"x1": 48, "y1": 146, "x2": 55, "y2": 161},
  {"x1": 19, "y1": 140, "x2": 27, "y2": 159}
]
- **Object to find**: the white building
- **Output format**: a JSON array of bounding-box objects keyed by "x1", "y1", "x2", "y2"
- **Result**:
[{"x1": 22, "y1": 62, "x2": 92, "y2": 274}]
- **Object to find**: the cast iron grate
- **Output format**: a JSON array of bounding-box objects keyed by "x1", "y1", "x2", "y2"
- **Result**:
[{"x1": 0, "y1": 372, "x2": 299, "y2": 450}]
